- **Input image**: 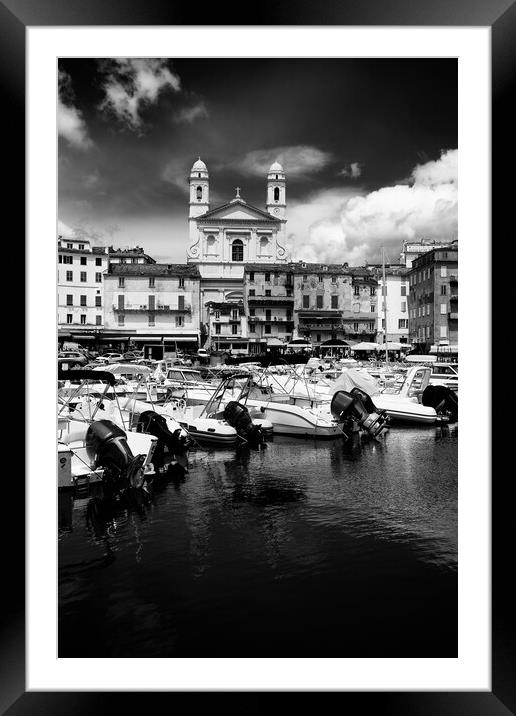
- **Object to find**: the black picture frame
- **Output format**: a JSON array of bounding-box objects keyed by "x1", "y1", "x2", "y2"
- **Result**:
[{"x1": 5, "y1": 0, "x2": 512, "y2": 711}]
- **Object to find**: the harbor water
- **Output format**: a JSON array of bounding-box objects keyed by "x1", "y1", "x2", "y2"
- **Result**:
[{"x1": 58, "y1": 425, "x2": 458, "y2": 657}]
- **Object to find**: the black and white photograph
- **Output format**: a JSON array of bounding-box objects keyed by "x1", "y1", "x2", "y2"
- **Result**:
[{"x1": 56, "y1": 56, "x2": 461, "y2": 659}]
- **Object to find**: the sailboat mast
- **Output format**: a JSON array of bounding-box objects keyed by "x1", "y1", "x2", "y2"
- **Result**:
[{"x1": 382, "y1": 247, "x2": 388, "y2": 364}]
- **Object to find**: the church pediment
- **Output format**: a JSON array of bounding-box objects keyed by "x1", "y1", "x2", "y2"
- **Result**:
[{"x1": 198, "y1": 199, "x2": 279, "y2": 223}]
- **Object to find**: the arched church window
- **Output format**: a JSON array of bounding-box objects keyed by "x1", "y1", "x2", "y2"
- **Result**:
[
  {"x1": 274, "y1": 187, "x2": 280, "y2": 202},
  {"x1": 232, "y1": 239, "x2": 244, "y2": 262},
  {"x1": 196, "y1": 186, "x2": 203, "y2": 200},
  {"x1": 198, "y1": 173, "x2": 201, "y2": 178}
]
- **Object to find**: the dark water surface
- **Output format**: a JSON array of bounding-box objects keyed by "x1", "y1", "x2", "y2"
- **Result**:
[{"x1": 58, "y1": 426, "x2": 457, "y2": 657}]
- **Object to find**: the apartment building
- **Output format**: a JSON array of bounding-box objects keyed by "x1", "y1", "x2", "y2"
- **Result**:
[
  {"x1": 103, "y1": 263, "x2": 201, "y2": 354},
  {"x1": 408, "y1": 242, "x2": 458, "y2": 353},
  {"x1": 57, "y1": 236, "x2": 108, "y2": 343},
  {"x1": 244, "y1": 263, "x2": 295, "y2": 354},
  {"x1": 368, "y1": 264, "x2": 410, "y2": 343}
]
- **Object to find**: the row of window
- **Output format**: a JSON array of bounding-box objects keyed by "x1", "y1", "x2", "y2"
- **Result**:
[
  {"x1": 248, "y1": 309, "x2": 293, "y2": 320},
  {"x1": 64, "y1": 295, "x2": 102, "y2": 307},
  {"x1": 117, "y1": 277, "x2": 185, "y2": 288},
  {"x1": 116, "y1": 295, "x2": 186, "y2": 310},
  {"x1": 63, "y1": 271, "x2": 103, "y2": 283},
  {"x1": 64, "y1": 314, "x2": 102, "y2": 325},
  {"x1": 409, "y1": 303, "x2": 449, "y2": 318},
  {"x1": 117, "y1": 315, "x2": 185, "y2": 327},
  {"x1": 248, "y1": 289, "x2": 293, "y2": 297},
  {"x1": 410, "y1": 266, "x2": 451, "y2": 285},
  {"x1": 379, "y1": 285, "x2": 407, "y2": 296},
  {"x1": 59, "y1": 255, "x2": 104, "y2": 266},
  {"x1": 415, "y1": 326, "x2": 448, "y2": 339},
  {"x1": 214, "y1": 324, "x2": 239, "y2": 335}
]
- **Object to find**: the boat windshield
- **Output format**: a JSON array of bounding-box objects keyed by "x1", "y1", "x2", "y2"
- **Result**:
[{"x1": 183, "y1": 371, "x2": 201, "y2": 382}]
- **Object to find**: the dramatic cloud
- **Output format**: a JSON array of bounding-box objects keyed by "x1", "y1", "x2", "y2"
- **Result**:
[
  {"x1": 57, "y1": 219, "x2": 75, "y2": 238},
  {"x1": 161, "y1": 156, "x2": 193, "y2": 196},
  {"x1": 222, "y1": 145, "x2": 333, "y2": 177},
  {"x1": 338, "y1": 162, "x2": 362, "y2": 179},
  {"x1": 99, "y1": 59, "x2": 181, "y2": 130},
  {"x1": 173, "y1": 101, "x2": 209, "y2": 124},
  {"x1": 58, "y1": 70, "x2": 93, "y2": 150},
  {"x1": 289, "y1": 149, "x2": 458, "y2": 265},
  {"x1": 57, "y1": 219, "x2": 121, "y2": 245}
]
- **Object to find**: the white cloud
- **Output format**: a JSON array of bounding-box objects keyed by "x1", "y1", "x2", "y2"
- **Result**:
[
  {"x1": 99, "y1": 59, "x2": 181, "y2": 130},
  {"x1": 288, "y1": 149, "x2": 458, "y2": 265},
  {"x1": 222, "y1": 145, "x2": 333, "y2": 177},
  {"x1": 339, "y1": 162, "x2": 362, "y2": 179},
  {"x1": 58, "y1": 70, "x2": 93, "y2": 150},
  {"x1": 173, "y1": 101, "x2": 208, "y2": 124}
]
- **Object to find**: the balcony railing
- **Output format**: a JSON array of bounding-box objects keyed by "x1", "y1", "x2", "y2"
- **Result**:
[
  {"x1": 249, "y1": 316, "x2": 293, "y2": 323},
  {"x1": 113, "y1": 303, "x2": 191, "y2": 313}
]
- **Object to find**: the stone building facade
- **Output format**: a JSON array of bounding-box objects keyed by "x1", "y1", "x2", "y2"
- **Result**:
[
  {"x1": 103, "y1": 263, "x2": 201, "y2": 354},
  {"x1": 186, "y1": 158, "x2": 288, "y2": 328},
  {"x1": 407, "y1": 242, "x2": 458, "y2": 352}
]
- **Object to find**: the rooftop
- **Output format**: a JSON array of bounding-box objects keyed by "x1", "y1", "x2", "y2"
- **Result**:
[{"x1": 108, "y1": 263, "x2": 201, "y2": 278}]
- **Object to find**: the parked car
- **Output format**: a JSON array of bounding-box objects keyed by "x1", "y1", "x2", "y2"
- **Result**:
[
  {"x1": 197, "y1": 348, "x2": 209, "y2": 358},
  {"x1": 122, "y1": 351, "x2": 141, "y2": 361},
  {"x1": 96, "y1": 352, "x2": 124, "y2": 364},
  {"x1": 58, "y1": 351, "x2": 88, "y2": 366}
]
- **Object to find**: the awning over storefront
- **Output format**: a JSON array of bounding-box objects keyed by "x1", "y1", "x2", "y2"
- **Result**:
[
  {"x1": 375, "y1": 341, "x2": 408, "y2": 351},
  {"x1": 128, "y1": 335, "x2": 199, "y2": 343},
  {"x1": 266, "y1": 337, "x2": 285, "y2": 346},
  {"x1": 320, "y1": 339, "x2": 349, "y2": 348},
  {"x1": 430, "y1": 344, "x2": 458, "y2": 354},
  {"x1": 351, "y1": 342, "x2": 379, "y2": 351}
]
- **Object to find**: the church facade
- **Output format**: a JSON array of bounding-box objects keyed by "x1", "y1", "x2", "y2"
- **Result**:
[{"x1": 186, "y1": 158, "x2": 289, "y2": 341}]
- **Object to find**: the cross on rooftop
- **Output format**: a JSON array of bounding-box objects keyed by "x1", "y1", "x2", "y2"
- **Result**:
[{"x1": 235, "y1": 187, "x2": 240, "y2": 198}]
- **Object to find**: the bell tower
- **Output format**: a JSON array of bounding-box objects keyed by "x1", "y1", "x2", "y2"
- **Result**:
[
  {"x1": 189, "y1": 157, "x2": 210, "y2": 219},
  {"x1": 266, "y1": 160, "x2": 286, "y2": 220}
]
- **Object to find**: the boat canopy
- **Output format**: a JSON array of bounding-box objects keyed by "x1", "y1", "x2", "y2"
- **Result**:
[
  {"x1": 58, "y1": 368, "x2": 117, "y2": 386},
  {"x1": 330, "y1": 368, "x2": 380, "y2": 396},
  {"x1": 93, "y1": 363, "x2": 153, "y2": 376}
]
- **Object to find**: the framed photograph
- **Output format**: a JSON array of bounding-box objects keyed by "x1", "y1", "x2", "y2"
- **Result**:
[{"x1": 4, "y1": 0, "x2": 511, "y2": 711}]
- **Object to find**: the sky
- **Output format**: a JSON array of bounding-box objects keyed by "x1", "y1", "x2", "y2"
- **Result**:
[{"x1": 58, "y1": 58, "x2": 457, "y2": 265}]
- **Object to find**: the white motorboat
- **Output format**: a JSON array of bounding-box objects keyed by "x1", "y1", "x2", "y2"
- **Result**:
[
  {"x1": 220, "y1": 373, "x2": 346, "y2": 439},
  {"x1": 58, "y1": 418, "x2": 158, "y2": 490},
  {"x1": 188, "y1": 372, "x2": 273, "y2": 443},
  {"x1": 160, "y1": 367, "x2": 217, "y2": 405},
  {"x1": 58, "y1": 369, "x2": 177, "y2": 489},
  {"x1": 332, "y1": 366, "x2": 439, "y2": 425}
]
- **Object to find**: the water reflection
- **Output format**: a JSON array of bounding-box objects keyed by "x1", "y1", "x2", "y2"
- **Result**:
[{"x1": 59, "y1": 426, "x2": 457, "y2": 657}]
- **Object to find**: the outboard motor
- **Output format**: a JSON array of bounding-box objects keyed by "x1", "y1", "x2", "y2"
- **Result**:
[
  {"x1": 137, "y1": 411, "x2": 188, "y2": 454},
  {"x1": 85, "y1": 420, "x2": 146, "y2": 491},
  {"x1": 421, "y1": 385, "x2": 458, "y2": 422},
  {"x1": 331, "y1": 390, "x2": 388, "y2": 438},
  {"x1": 223, "y1": 401, "x2": 263, "y2": 444}
]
